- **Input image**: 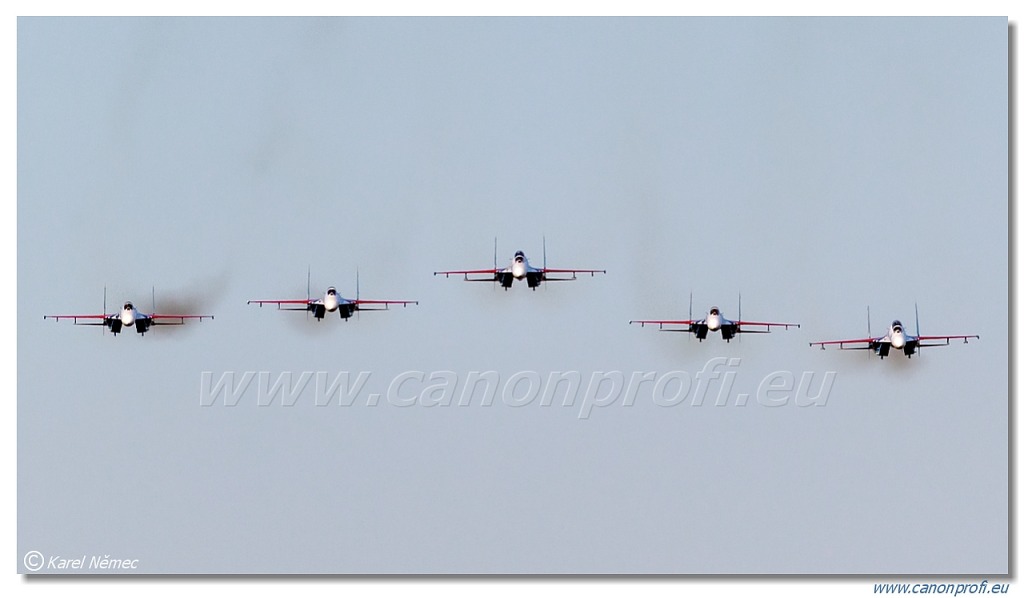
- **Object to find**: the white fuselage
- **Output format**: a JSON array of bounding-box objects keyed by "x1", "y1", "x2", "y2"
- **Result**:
[
  {"x1": 324, "y1": 289, "x2": 340, "y2": 312},
  {"x1": 120, "y1": 306, "x2": 137, "y2": 326},
  {"x1": 888, "y1": 326, "x2": 907, "y2": 349},
  {"x1": 511, "y1": 256, "x2": 529, "y2": 279},
  {"x1": 706, "y1": 312, "x2": 723, "y2": 331}
]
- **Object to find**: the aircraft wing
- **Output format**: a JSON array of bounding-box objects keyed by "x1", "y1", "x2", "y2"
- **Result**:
[
  {"x1": 734, "y1": 320, "x2": 800, "y2": 333},
  {"x1": 630, "y1": 319, "x2": 698, "y2": 331},
  {"x1": 149, "y1": 313, "x2": 215, "y2": 325},
  {"x1": 433, "y1": 268, "x2": 501, "y2": 282},
  {"x1": 915, "y1": 334, "x2": 979, "y2": 347},
  {"x1": 809, "y1": 336, "x2": 881, "y2": 350},
  {"x1": 247, "y1": 299, "x2": 314, "y2": 311},
  {"x1": 541, "y1": 267, "x2": 606, "y2": 281},
  {"x1": 353, "y1": 299, "x2": 418, "y2": 311},
  {"x1": 43, "y1": 314, "x2": 111, "y2": 325}
]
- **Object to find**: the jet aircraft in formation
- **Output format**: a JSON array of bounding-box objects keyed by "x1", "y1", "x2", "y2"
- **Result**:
[
  {"x1": 434, "y1": 239, "x2": 605, "y2": 290},
  {"x1": 809, "y1": 306, "x2": 978, "y2": 359},
  {"x1": 42, "y1": 250, "x2": 979, "y2": 361},
  {"x1": 44, "y1": 289, "x2": 213, "y2": 336},
  {"x1": 248, "y1": 270, "x2": 417, "y2": 320},
  {"x1": 630, "y1": 294, "x2": 799, "y2": 341}
]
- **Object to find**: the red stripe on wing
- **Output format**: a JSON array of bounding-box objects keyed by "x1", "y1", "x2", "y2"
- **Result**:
[
  {"x1": 809, "y1": 337, "x2": 878, "y2": 347},
  {"x1": 630, "y1": 320, "x2": 696, "y2": 326},
  {"x1": 433, "y1": 269, "x2": 500, "y2": 275},
  {"x1": 734, "y1": 320, "x2": 800, "y2": 328}
]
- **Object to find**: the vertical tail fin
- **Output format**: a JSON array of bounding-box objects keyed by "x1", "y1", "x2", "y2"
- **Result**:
[
  {"x1": 866, "y1": 305, "x2": 872, "y2": 360},
  {"x1": 152, "y1": 286, "x2": 156, "y2": 314},
  {"x1": 915, "y1": 303, "x2": 921, "y2": 357},
  {"x1": 737, "y1": 292, "x2": 742, "y2": 342},
  {"x1": 688, "y1": 292, "x2": 693, "y2": 342},
  {"x1": 306, "y1": 266, "x2": 311, "y2": 320},
  {"x1": 543, "y1": 235, "x2": 548, "y2": 291},
  {"x1": 103, "y1": 286, "x2": 107, "y2": 335}
]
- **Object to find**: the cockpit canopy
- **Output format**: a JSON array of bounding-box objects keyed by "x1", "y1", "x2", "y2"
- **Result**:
[
  {"x1": 892, "y1": 320, "x2": 903, "y2": 332},
  {"x1": 514, "y1": 250, "x2": 525, "y2": 263},
  {"x1": 123, "y1": 302, "x2": 133, "y2": 310},
  {"x1": 326, "y1": 287, "x2": 336, "y2": 296},
  {"x1": 709, "y1": 306, "x2": 720, "y2": 316}
]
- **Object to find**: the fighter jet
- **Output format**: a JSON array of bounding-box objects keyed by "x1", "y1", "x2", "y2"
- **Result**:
[
  {"x1": 44, "y1": 288, "x2": 213, "y2": 336},
  {"x1": 434, "y1": 239, "x2": 605, "y2": 290},
  {"x1": 809, "y1": 305, "x2": 978, "y2": 359},
  {"x1": 248, "y1": 270, "x2": 416, "y2": 321},
  {"x1": 630, "y1": 294, "x2": 798, "y2": 341}
]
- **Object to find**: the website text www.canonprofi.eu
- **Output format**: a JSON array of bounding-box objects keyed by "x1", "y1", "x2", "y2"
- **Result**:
[
  {"x1": 873, "y1": 581, "x2": 1010, "y2": 595},
  {"x1": 199, "y1": 358, "x2": 837, "y2": 419}
]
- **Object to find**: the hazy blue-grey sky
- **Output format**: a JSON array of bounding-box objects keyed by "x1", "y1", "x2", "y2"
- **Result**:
[{"x1": 18, "y1": 17, "x2": 1007, "y2": 574}]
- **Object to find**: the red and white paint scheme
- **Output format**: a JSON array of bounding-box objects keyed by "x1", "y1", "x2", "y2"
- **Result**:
[
  {"x1": 44, "y1": 290, "x2": 213, "y2": 336},
  {"x1": 434, "y1": 238, "x2": 605, "y2": 290},
  {"x1": 630, "y1": 294, "x2": 798, "y2": 341},
  {"x1": 248, "y1": 271, "x2": 416, "y2": 321},
  {"x1": 809, "y1": 305, "x2": 978, "y2": 359}
]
